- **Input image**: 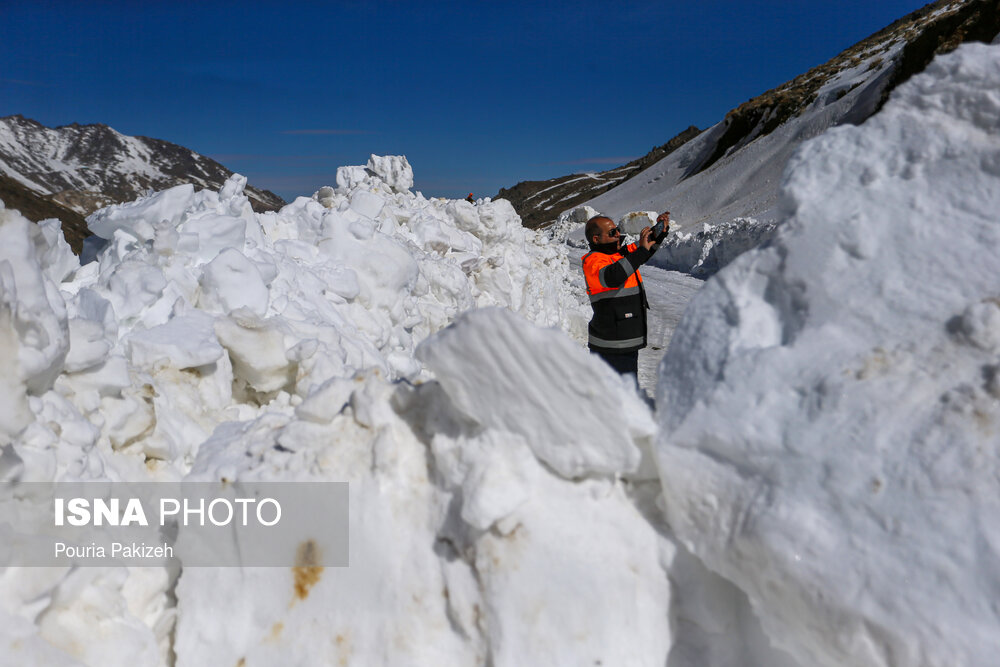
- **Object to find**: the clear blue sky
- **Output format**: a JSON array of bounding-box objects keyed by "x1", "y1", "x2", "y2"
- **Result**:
[{"x1": 2, "y1": 0, "x2": 930, "y2": 202}]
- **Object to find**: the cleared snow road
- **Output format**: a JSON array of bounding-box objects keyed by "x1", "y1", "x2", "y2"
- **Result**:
[{"x1": 635, "y1": 264, "x2": 703, "y2": 393}]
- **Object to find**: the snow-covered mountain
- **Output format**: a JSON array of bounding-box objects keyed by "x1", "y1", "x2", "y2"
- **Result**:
[
  {"x1": 0, "y1": 114, "x2": 284, "y2": 216},
  {"x1": 505, "y1": 0, "x2": 999, "y2": 234},
  {"x1": 0, "y1": 172, "x2": 90, "y2": 253},
  {"x1": 496, "y1": 125, "x2": 701, "y2": 229}
]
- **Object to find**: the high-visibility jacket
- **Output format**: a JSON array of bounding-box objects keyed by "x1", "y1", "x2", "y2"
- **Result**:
[{"x1": 582, "y1": 242, "x2": 652, "y2": 353}]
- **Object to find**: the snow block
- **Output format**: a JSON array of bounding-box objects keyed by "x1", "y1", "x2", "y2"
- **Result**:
[
  {"x1": 367, "y1": 154, "x2": 413, "y2": 193},
  {"x1": 128, "y1": 311, "x2": 224, "y2": 370},
  {"x1": 417, "y1": 307, "x2": 651, "y2": 478},
  {"x1": 0, "y1": 209, "x2": 70, "y2": 395},
  {"x1": 199, "y1": 248, "x2": 269, "y2": 316},
  {"x1": 0, "y1": 146, "x2": 592, "y2": 665},
  {"x1": 87, "y1": 183, "x2": 195, "y2": 242},
  {"x1": 656, "y1": 42, "x2": 1000, "y2": 667}
]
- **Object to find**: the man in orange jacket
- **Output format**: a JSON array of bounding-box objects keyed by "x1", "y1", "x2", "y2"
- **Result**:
[{"x1": 582, "y1": 212, "x2": 670, "y2": 378}]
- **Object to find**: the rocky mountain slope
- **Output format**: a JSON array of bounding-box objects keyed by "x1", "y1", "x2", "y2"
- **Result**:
[
  {"x1": 502, "y1": 0, "x2": 999, "y2": 230},
  {"x1": 0, "y1": 173, "x2": 89, "y2": 253},
  {"x1": 496, "y1": 126, "x2": 701, "y2": 229},
  {"x1": 0, "y1": 114, "x2": 284, "y2": 227}
]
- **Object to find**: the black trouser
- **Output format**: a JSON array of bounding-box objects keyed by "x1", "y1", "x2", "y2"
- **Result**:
[{"x1": 595, "y1": 349, "x2": 639, "y2": 377}]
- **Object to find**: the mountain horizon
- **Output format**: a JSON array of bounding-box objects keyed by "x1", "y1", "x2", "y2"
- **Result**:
[
  {"x1": 499, "y1": 0, "x2": 999, "y2": 231},
  {"x1": 0, "y1": 113, "x2": 284, "y2": 218}
]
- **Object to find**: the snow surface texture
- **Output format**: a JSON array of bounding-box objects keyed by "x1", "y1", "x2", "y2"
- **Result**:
[
  {"x1": 176, "y1": 309, "x2": 674, "y2": 667},
  {"x1": 657, "y1": 41, "x2": 1000, "y2": 667},
  {"x1": 649, "y1": 217, "x2": 776, "y2": 277},
  {"x1": 0, "y1": 154, "x2": 701, "y2": 666}
]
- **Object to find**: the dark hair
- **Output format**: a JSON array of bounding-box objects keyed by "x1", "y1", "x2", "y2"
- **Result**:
[{"x1": 585, "y1": 215, "x2": 612, "y2": 244}]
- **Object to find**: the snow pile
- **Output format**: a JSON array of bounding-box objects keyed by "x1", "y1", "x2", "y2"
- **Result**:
[
  {"x1": 77, "y1": 155, "x2": 587, "y2": 400},
  {"x1": 0, "y1": 155, "x2": 684, "y2": 666},
  {"x1": 545, "y1": 204, "x2": 598, "y2": 246},
  {"x1": 653, "y1": 217, "x2": 778, "y2": 277},
  {"x1": 175, "y1": 309, "x2": 671, "y2": 666},
  {"x1": 657, "y1": 41, "x2": 1000, "y2": 667}
]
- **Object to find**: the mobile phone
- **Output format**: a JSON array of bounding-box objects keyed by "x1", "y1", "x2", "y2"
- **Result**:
[{"x1": 651, "y1": 219, "x2": 667, "y2": 238}]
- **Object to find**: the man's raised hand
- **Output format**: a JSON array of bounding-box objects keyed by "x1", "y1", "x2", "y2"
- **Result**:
[{"x1": 639, "y1": 226, "x2": 656, "y2": 251}]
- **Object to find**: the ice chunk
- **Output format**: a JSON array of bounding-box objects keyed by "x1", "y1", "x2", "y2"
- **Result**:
[
  {"x1": 294, "y1": 376, "x2": 354, "y2": 423},
  {"x1": 214, "y1": 316, "x2": 293, "y2": 395},
  {"x1": 565, "y1": 204, "x2": 600, "y2": 223},
  {"x1": 35, "y1": 218, "x2": 80, "y2": 284},
  {"x1": 335, "y1": 165, "x2": 371, "y2": 192},
  {"x1": 418, "y1": 308, "x2": 649, "y2": 478},
  {"x1": 0, "y1": 209, "x2": 69, "y2": 395},
  {"x1": 349, "y1": 189, "x2": 384, "y2": 221},
  {"x1": 367, "y1": 154, "x2": 413, "y2": 193},
  {"x1": 87, "y1": 183, "x2": 195, "y2": 241},
  {"x1": 181, "y1": 213, "x2": 247, "y2": 264},
  {"x1": 217, "y1": 173, "x2": 252, "y2": 218},
  {"x1": 0, "y1": 299, "x2": 31, "y2": 442},
  {"x1": 951, "y1": 299, "x2": 1000, "y2": 352},
  {"x1": 101, "y1": 389, "x2": 155, "y2": 450},
  {"x1": 59, "y1": 354, "x2": 131, "y2": 398},
  {"x1": 128, "y1": 311, "x2": 224, "y2": 370},
  {"x1": 199, "y1": 248, "x2": 269, "y2": 317},
  {"x1": 314, "y1": 185, "x2": 337, "y2": 208},
  {"x1": 65, "y1": 318, "x2": 111, "y2": 372},
  {"x1": 103, "y1": 261, "x2": 168, "y2": 323}
]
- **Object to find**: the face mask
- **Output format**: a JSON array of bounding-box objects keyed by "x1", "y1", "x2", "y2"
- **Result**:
[{"x1": 590, "y1": 240, "x2": 621, "y2": 254}]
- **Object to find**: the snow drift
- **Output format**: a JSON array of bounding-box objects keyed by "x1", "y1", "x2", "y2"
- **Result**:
[
  {"x1": 2, "y1": 36, "x2": 1000, "y2": 667},
  {"x1": 0, "y1": 153, "x2": 681, "y2": 666},
  {"x1": 657, "y1": 40, "x2": 1000, "y2": 667}
]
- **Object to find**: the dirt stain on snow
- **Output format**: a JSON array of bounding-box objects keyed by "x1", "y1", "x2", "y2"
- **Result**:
[
  {"x1": 335, "y1": 633, "x2": 353, "y2": 666},
  {"x1": 266, "y1": 621, "x2": 284, "y2": 642},
  {"x1": 293, "y1": 539, "x2": 324, "y2": 601}
]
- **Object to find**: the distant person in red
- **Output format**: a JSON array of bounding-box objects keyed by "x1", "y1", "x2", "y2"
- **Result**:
[
  {"x1": 466, "y1": 193, "x2": 475, "y2": 204},
  {"x1": 581, "y1": 212, "x2": 670, "y2": 378}
]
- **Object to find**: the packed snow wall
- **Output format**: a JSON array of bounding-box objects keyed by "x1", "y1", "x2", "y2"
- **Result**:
[
  {"x1": 0, "y1": 154, "x2": 687, "y2": 666},
  {"x1": 656, "y1": 40, "x2": 1000, "y2": 667}
]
